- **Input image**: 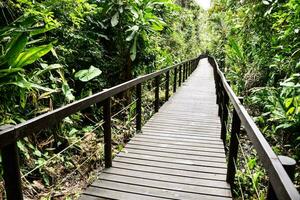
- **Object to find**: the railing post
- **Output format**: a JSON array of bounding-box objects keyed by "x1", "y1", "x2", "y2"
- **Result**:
[
  {"x1": 155, "y1": 76, "x2": 160, "y2": 112},
  {"x1": 185, "y1": 63, "x2": 188, "y2": 79},
  {"x1": 184, "y1": 63, "x2": 187, "y2": 80},
  {"x1": 214, "y1": 69, "x2": 219, "y2": 104},
  {"x1": 185, "y1": 63, "x2": 187, "y2": 80},
  {"x1": 136, "y1": 83, "x2": 142, "y2": 133},
  {"x1": 173, "y1": 67, "x2": 177, "y2": 93},
  {"x1": 193, "y1": 60, "x2": 195, "y2": 71},
  {"x1": 220, "y1": 81, "x2": 230, "y2": 142},
  {"x1": 192, "y1": 61, "x2": 194, "y2": 71},
  {"x1": 182, "y1": 64, "x2": 185, "y2": 82},
  {"x1": 179, "y1": 65, "x2": 182, "y2": 86},
  {"x1": 1, "y1": 142, "x2": 23, "y2": 200},
  {"x1": 226, "y1": 97, "x2": 243, "y2": 186},
  {"x1": 217, "y1": 76, "x2": 223, "y2": 107},
  {"x1": 165, "y1": 71, "x2": 170, "y2": 101},
  {"x1": 267, "y1": 155, "x2": 296, "y2": 200},
  {"x1": 218, "y1": 83, "x2": 223, "y2": 117},
  {"x1": 103, "y1": 97, "x2": 112, "y2": 168}
]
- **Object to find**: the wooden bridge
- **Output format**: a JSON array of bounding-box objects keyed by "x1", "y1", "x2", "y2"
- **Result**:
[
  {"x1": 0, "y1": 56, "x2": 299, "y2": 200},
  {"x1": 80, "y1": 59, "x2": 231, "y2": 200}
]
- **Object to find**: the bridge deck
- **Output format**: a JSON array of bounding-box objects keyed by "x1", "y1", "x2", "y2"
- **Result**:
[{"x1": 80, "y1": 59, "x2": 232, "y2": 200}]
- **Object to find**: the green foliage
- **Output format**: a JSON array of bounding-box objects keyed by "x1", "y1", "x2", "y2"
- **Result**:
[
  {"x1": 207, "y1": 0, "x2": 300, "y2": 198},
  {"x1": 251, "y1": 74, "x2": 300, "y2": 158},
  {"x1": 75, "y1": 66, "x2": 102, "y2": 82},
  {"x1": 0, "y1": 0, "x2": 205, "y2": 198}
]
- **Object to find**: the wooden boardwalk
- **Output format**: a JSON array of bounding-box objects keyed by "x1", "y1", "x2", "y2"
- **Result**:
[{"x1": 80, "y1": 59, "x2": 232, "y2": 200}]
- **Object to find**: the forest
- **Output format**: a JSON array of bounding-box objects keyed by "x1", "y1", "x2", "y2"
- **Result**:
[{"x1": 0, "y1": 0, "x2": 299, "y2": 199}]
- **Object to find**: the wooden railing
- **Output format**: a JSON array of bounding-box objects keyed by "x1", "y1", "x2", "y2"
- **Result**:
[
  {"x1": 207, "y1": 56, "x2": 300, "y2": 200},
  {"x1": 0, "y1": 57, "x2": 200, "y2": 200}
]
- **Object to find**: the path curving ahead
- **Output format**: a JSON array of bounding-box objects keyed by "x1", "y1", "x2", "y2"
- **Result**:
[{"x1": 80, "y1": 59, "x2": 232, "y2": 200}]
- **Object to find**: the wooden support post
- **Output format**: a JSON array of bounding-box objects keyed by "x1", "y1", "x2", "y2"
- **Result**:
[
  {"x1": 182, "y1": 64, "x2": 185, "y2": 82},
  {"x1": 173, "y1": 68, "x2": 177, "y2": 93},
  {"x1": 103, "y1": 97, "x2": 112, "y2": 168},
  {"x1": 179, "y1": 65, "x2": 182, "y2": 86},
  {"x1": 185, "y1": 63, "x2": 188, "y2": 79},
  {"x1": 218, "y1": 83, "x2": 223, "y2": 117},
  {"x1": 2, "y1": 142, "x2": 23, "y2": 200},
  {"x1": 183, "y1": 63, "x2": 187, "y2": 81},
  {"x1": 226, "y1": 97, "x2": 243, "y2": 186},
  {"x1": 267, "y1": 156, "x2": 296, "y2": 200},
  {"x1": 184, "y1": 63, "x2": 187, "y2": 80},
  {"x1": 165, "y1": 71, "x2": 170, "y2": 101},
  {"x1": 220, "y1": 81, "x2": 230, "y2": 142},
  {"x1": 193, "y1": 61, "x2": 195, "y2": 71},
  {"x1": 216, "y1": 76, "x2": 221, "y2": 105},
  {"x1": 192, "y1": 61, "x2": 194, "y2": 72},
  {"x1": 136, "y1": 83, "x2": 142, "y2": 133},
  {"x1": 214, "y1": 71, "x2": 218, "y2": 102},
  {"x1": 155, "y1": 76, "x2": 160, "y2": 112}
]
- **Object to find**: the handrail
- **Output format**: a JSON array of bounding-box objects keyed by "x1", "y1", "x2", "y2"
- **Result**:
[
  {"x1": 0, "y1": 56, "x2": 200, "y2": 200},
  {"x1": 0, "y1": 58, "x2": 198, "y2": 149},
  {"x1": 207, "y1": 55, "x2": 300, "y2": 200}
]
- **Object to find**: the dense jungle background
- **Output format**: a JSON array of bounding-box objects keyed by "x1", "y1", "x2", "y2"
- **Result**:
[{"x1": 0, "y1": 0, "x2": 299, "y2": 199}]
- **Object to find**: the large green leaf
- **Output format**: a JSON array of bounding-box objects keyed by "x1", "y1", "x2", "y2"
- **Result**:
[
  {"x1": 34, "y1": 63, "x2": 63, "y2": 76},
  {"x1": 0, "y1": 68, "x2": 24, "y2": 78},
  {"x1": 130, "y1": 35, "x2": 138, "y2": 61},
  {"x1": 5, "y1": 32, "x2": 28, "y2": 66},
  {"x1": 75, "y1": 65, "x2": 102, "y2": 82},
  {"x1": 62, "y1": 82, "x2": 75, "y2": 102},
  {"x1": 10, "y1": 44, "x2": 53, "y2": 68},
  {"x1": 126, "y1": 25, "x2": 139, "y2": 41},
  {"x1": 1, "y1": 77, "x2": 56, "y2": 92},
  {"x1": 111, "y1": 12, "x2": 119, "y2": 27}
]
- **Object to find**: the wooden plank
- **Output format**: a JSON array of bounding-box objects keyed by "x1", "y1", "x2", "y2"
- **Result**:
[
  {"x1": 124, "y1": 143, "x2": 226, "y2": 158},
  {"x1": 112, "y1": 160, "x2": 226, "y2": 181},
  {"x1": 83, "y1": 187, "x2": 161, "y2": 200},
  {"x1": 130, "y1": 137, "x2": 225, "y2": 149},
  {"x1": 146, "y1": 118, "x2": 221, "y2": 126},
  {"x1": 91, "y1": 180, "x2": 231, "y2": 200},
  {"x1": 113, "y1": 156, "x2": 227, "y2": 174},
  {"x1": 143, "y1": 125, "x2": 221, "y2": 133},
  {"x1": 127, "y1": 140, "x2": 225, "y2": 153},
  {"x1": 134, "y1": 134, "x2": 223, "y2": 145},
  {"x1": 150, "y1": 115, "x2": 220, "y2": 121},
  {"x1": 141, "y1": 129, "x2": 221, "y2": 139},
  {"x1": 121, "y1": 147, "x2": 225, "y2": 163},
  {"x1": 117, "y1": 151, "x2": 227, "y2": 168},
  {"x1": 153, "y1": 113, "x2": 220, "y2": 121},
  {"x1": 103, "y1": 167, "x2": 230, "y2": 189},
  {"x1": 142, "y1": 127, "x2": 221, "y2": 137},
  {"x1": 146, "y1": 119, "x2": 221, "y2": 127},
  {"x1": 97, "y1": 173, "x2": 232, "y2": 197},
  {"x1": 139, "y1": 131, "x2": 222, "y2": 141}
]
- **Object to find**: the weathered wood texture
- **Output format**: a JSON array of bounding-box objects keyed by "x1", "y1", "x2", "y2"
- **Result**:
[{"x1": 80, "y1": 59, "x2": 232, "y2": 200}]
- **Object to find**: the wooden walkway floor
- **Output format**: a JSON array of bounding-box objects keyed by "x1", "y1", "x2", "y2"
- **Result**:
[{"x1": 80, "y1": 59, "x2": 232, "y2": 200}]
